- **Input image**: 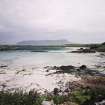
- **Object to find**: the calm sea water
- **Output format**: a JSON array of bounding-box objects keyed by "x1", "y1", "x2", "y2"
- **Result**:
[
  {"x1": 0, "y1": 47, "x2": 101, "y2": 67},
  {"x1": 0, "y1": 47, "x2": 104, "y2": 92}
]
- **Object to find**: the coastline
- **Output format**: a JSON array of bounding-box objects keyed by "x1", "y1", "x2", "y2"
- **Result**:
[{"x1": 0, "y1": 46, "x2": 105, "y2": 105}]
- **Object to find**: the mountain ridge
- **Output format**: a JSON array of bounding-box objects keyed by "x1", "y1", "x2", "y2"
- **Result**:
[{"x1": 17, "y1": 39, "x2": 70, "y2": 46}]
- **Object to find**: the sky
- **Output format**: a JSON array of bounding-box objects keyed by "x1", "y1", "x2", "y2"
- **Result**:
[{"x1": 0, "y1": 0, "x2": 105, "y2": 44}]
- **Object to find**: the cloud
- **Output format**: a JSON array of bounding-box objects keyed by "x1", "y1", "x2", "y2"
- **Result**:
[{"x1": 0, "y1": 0, "x2": 105, "y2": 43}]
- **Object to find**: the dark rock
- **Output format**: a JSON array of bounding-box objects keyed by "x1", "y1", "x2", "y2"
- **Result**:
[
  {"x1": 79, "y1": 48, "x2": 84, "y2": 50},
  {"x1": 71, "y1": 48, "x2": 96, "y2": 53},
  {"x1": 64, "y1": 88, "x2": 69, "y2": 93},
  {"x1": 45, "y1": 65, "x2": 105, "y2": 77},
  {"x1": 46, "y1": 70, "x2": 49, "y2": 72},
  {"x1": 100, "y1": 53, "x2": 105, "y2": 56},
  {"x1": 53, "y1": 88, "x2": 59, "y2": 95},
  {"x1": 77, "y1": 69, "x2": 80, "y2": 71},
  {"x1": 44, "y1": 66, "x2": 50, "y2": 69},
  {"x1": 0, "y1": 65, "x2": 8, "y2": 68},
  {"x1": 53, "y1": 66, "x2": 59, "y2": 70},
  {"x1": 59, "y1": 65, "x2": 75, "y2": 70},
  {"x1": 79, "y1": 65, "x2": 87, "y2": 70}
]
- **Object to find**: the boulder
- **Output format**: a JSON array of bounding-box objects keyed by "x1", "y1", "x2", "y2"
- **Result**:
[
  {"x1": 79, "y1": 65, "x2": 87, "y2": 70},
  {"x1": 53, "y1": 88, "x2": 59, "y2": 95}
]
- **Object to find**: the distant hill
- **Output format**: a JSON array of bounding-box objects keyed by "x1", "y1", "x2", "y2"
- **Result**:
[{"x1": 17, "y1": 40, "x2": 70, "y2": 46}]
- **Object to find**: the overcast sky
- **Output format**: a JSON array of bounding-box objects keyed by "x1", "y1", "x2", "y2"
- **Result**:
[{"x1": 0, "y1": 0, "x2": 105, "y2": 44}]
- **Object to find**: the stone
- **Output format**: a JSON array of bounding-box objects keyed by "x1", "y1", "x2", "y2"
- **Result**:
[
  {"x1": 79, "y1": 65, "x2": 87, "y2": 70},
  {"x1": 42, "y1": 100, "x2": 54, "y2": 105}
]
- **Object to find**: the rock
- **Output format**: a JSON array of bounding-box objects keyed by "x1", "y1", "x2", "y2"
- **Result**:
[
  {"x1": 100, "y1": 53, "x2": 105, "y2": 56},
  {"x1": 0, "y1": 65, "x2": 8, "y2": 68},
  {"x1": 45, "y1": 65, "x2": 75, "y2": 71},
  {"x1": 53, "y1": 88, "x2": 59, "y2": 95},
  {"x1": 16, "y1": 69, "x2": 26, "y2": 74},
  {"x1": 59, "y1": 65, "x2": 75, "y2": 70},
  {"x1": 45, "y1": 65, "x2": 105, "y2": 77},
  {"x1": 42, "y1": 100, "x2": 54, "y2": 105},
  {"x1": 46, "y1": 70, "x2": 49, "y2": 72},
  {"x1": 52, "y1": 66, "x2": 59, "y2": 70},
  {"x1": 79, "y1": 65, "x2": 87, "y2": 70},
  {"x1": 64, "y1": 88, "x2": 69, "y2": 93},
  {"x1": 60, "y1": 102, "x2": 78, "y2": 105},
  {"x1": 96, "y1": 100, "x2": 105, "y2": 105},
  {"x1": 71, "y1": 48, "x2": 96, "y2": 53}
]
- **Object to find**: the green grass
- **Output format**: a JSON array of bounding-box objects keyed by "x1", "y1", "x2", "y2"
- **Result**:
[
  {"x1": 0, "y1": 90, "x2": 70, "y2": 105},
  {"x1": 0, "y1": 88, "x2": 105, "y2": 105},
  {"x1": 71, "y1": 89, "x2": 91, "y2": 105},
  {"x1": 0, "y1": 90, "x2": 43, "y2": 105},
  {"x1": 1, "y1": 76, "x2": 105, "y2": 105},
  {"x1": 71, "y1": 88, "x2": 105, "y2": 105}
]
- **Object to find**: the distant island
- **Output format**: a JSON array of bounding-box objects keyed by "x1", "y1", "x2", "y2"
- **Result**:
[
  {"x1": 17, "y1": 39, "x2": 70, "y2": 46},
  {"x1": 0, "y1": 41, "x2": 105, "y2": 52}
]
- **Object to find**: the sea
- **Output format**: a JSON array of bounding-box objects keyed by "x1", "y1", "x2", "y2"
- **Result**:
[{"x1": 0, "y1": 47, "x2": 104, "y2": 92}]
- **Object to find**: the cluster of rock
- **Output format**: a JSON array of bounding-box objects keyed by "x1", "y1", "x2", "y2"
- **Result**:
[
  {"x1": 41, "y1": 81, "x2": 81, "y2": 105},
  {"x1": 44, "y1": 64, "x2": 105, "y2": 105},
  {"x1": 45, "y1": 65, "x2": 105, "y2": 77},
  {"x1": 71, "y1": 48, "x2": 96, "y2": 53}
]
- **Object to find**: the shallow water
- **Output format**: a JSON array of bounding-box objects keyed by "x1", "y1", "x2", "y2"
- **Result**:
[{"x1": 0, "y1": 47, "x2": 104, "y2": 92}]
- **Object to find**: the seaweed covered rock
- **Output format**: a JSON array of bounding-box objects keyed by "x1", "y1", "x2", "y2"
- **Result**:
[{"x1": 45, "y1": 65, "x2": 105, "y2": 77}]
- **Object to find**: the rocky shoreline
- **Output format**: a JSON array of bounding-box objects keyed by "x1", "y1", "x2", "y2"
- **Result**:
[
  {"x1": 71, "y1": 48, "x2": 96, "y2": 53},
  {"x1": 45, "y1": 65, "x2": 105, "y2": 77},
  {"x1": 0, "y1": 63, "x2": 105, "y2": 105},
  {"x1": 0, "y1": 47, "x2": 105, "y2": 105}
]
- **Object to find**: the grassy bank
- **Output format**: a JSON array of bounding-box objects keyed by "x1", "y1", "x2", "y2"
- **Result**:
[
  {"x1": 0, "y1": 76, "x2": 105, "y2": 105},
  {"x1": 0, "y1": 90, "x2": 69, "y2": 105}
]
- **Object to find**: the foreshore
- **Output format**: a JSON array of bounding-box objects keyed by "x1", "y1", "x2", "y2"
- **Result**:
[{"x1": 0, "y1": 45, "x2": 105, "y2": 105}]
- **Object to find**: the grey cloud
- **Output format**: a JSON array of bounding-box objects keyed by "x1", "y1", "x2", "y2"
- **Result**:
[{"x1": 0, "y1": 0, "x2": 105, "y2": 43}]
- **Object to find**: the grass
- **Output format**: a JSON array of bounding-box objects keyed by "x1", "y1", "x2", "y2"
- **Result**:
[
  {"x1": 71, "y1": 76, "x2": 105, "y2": 105},
  {"x1": 71, "y1": 88, "x2": 105, "y2": 105},
  {"x1": 0, "y1": 87, "x2": 105, "y2": 105},
  {"x1": 0, "y1": 90, "x2": 69, "y2": 105},
  {"x1": 0, "y1": 76, "x2": 105, "y2": 105},
  {"x1": 71, "y1": 89, "x2": 91, "y2": 105},
  {"x1": 0, "y1": 90, "x2": 43, "y2": 105}
]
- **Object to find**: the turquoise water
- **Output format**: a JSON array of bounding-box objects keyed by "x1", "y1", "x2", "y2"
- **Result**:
[{"x1": 0, "y1": 47, "x2": 101, "y2": 67}]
